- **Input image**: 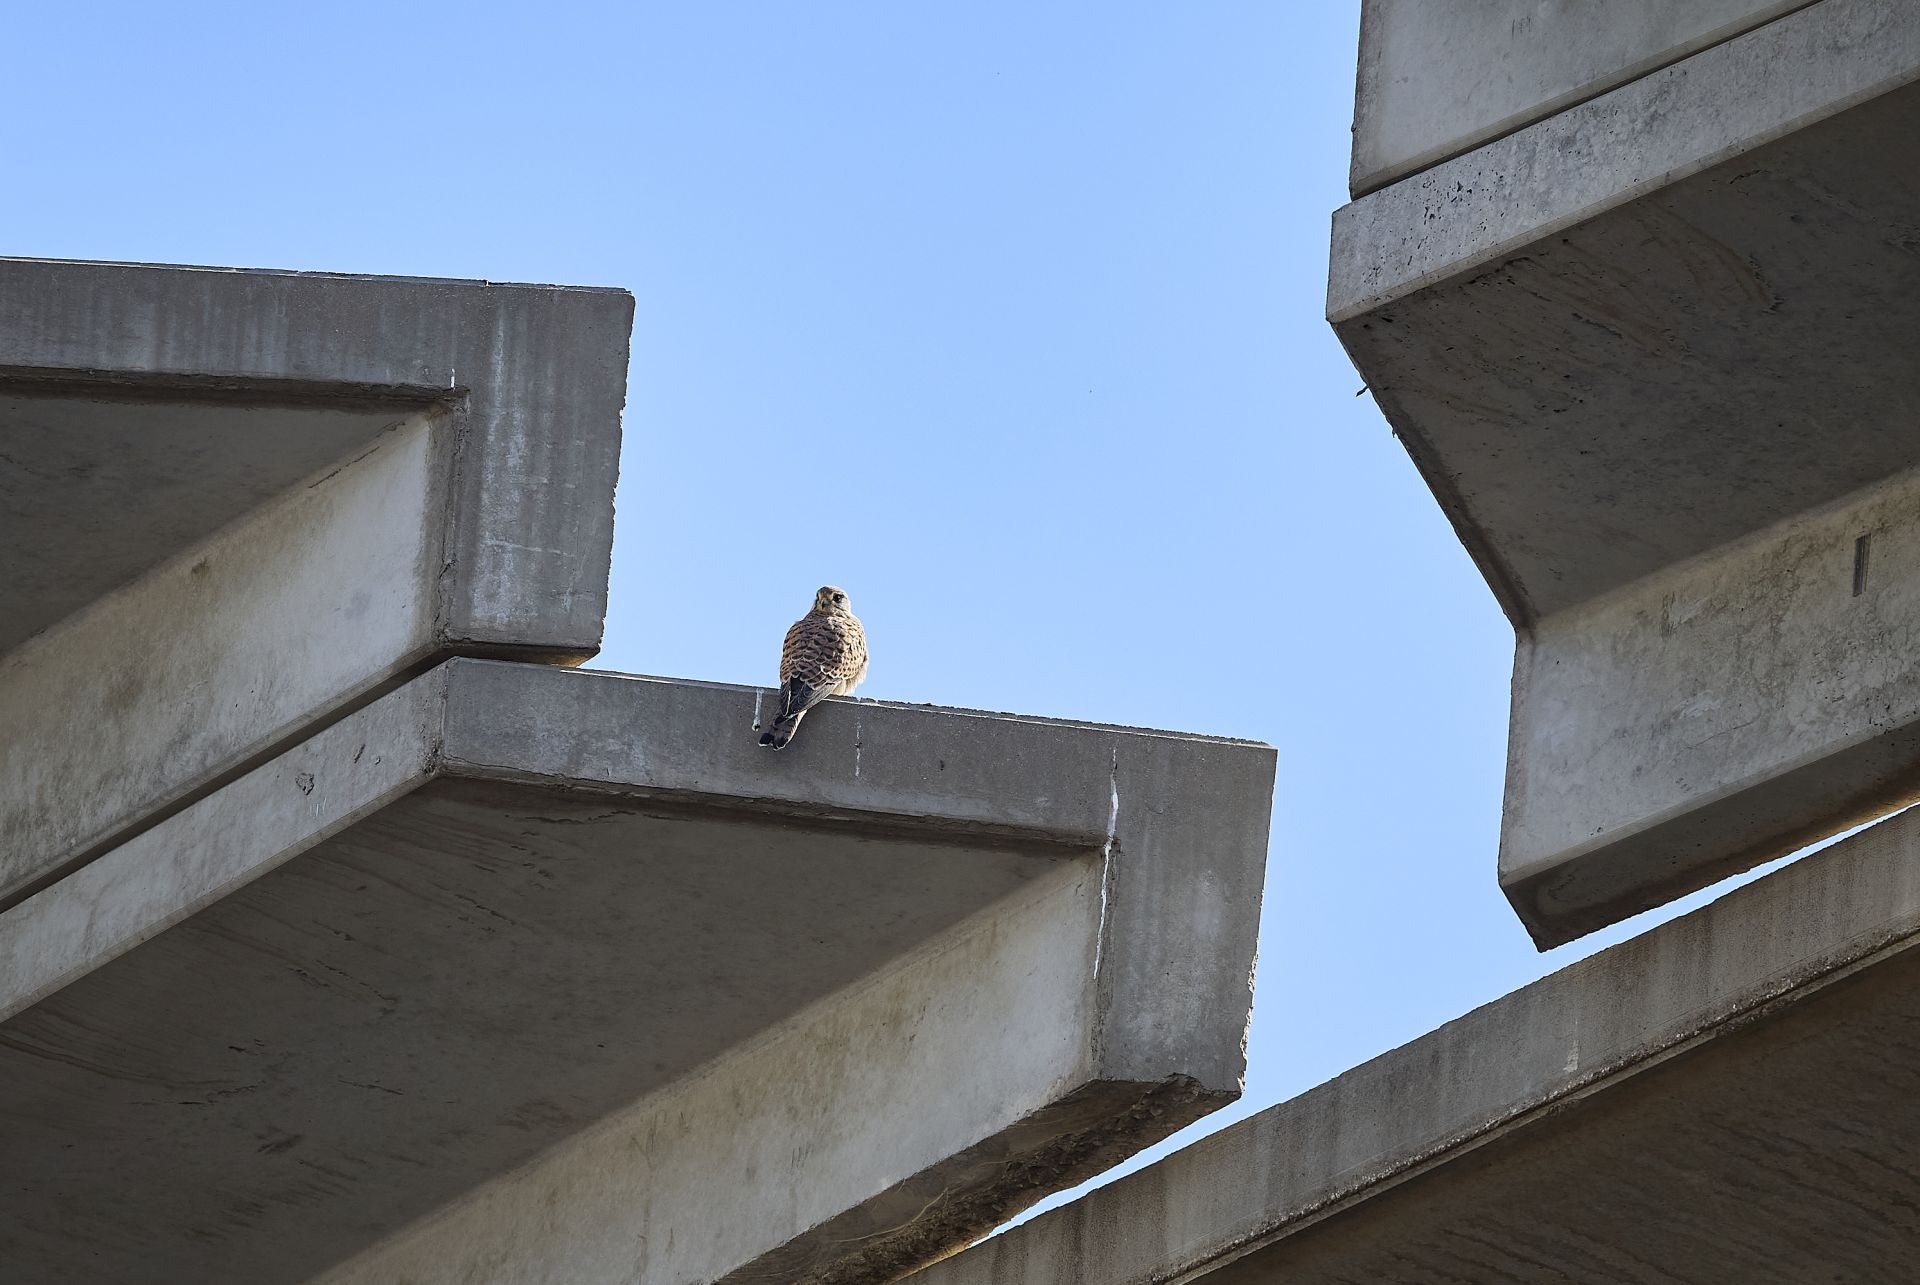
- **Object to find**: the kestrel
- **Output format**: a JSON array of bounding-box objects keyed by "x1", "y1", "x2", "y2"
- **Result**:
[{"x1": 759, "y1": 585, "x2": 868, "y2": 750}]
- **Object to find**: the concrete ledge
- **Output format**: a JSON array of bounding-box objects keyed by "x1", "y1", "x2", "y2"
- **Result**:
[
  {"x1": 0, "y1": 258, "x2": 631, "y2": 907},
  {"x1": 0, "y1": 257, "x2": 632, "y2": 652},
  {"x1": 1351, "y1": 0, "x2": 1814, "y2": 195},
  {"x1": 0, "y1": 416, "x2": 445, "y2": 905},
  {"x1": 913, "y1": 804, "x2": 1920, "y2": 1283},
  {"x1": 1327, "y1": 0, "x2": 1920, "y2": 944},
  {"x1": 0, "y1": 660, "x2": 1273, "y2": 1285},
  {"x1": 1332, "y1": 0, "x2": 1920, "y2": 341},
  {"x1": 1504, "y1": 465, "x2": 1920, "y2": 947}
]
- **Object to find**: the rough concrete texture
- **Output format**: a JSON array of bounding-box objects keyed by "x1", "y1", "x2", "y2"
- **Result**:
[
  {"x1": 1329, "y1": 0, "x2": 1920, "y2": 942},
  {"x1": 317, "y1": 856, "x2": 1105, "y2": 1285},
  {"x1": 1331, "y1": 0, "x2": 1920, "y2": 622},
  {"x1": 0, "y1": 659, "x2": 1274, "y2": 1285},
  {"x1": 0, "y1": 258, "x2": 630, "y2": 907},
  {"x1": 0, "y1": 417, "x2": 444, "y2": 907},
  {"x1": 0, "y1": 257, "x2": 632, "y2": 651},
  {"x1": 1505, "y1": 464, "x2": 1920, "y2": 947},
  {"x1": 1351, "y1": 0, "x2": 1812, "y2": 194},
  {"x1": 912, "y1": 803, "x2": 1920, "y2": 1284},
  {"x1": 0, "y1": 382, "x2": 415, "y2": 651}
]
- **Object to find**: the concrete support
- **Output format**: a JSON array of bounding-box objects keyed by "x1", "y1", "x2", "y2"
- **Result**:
[
  {"x1": 910, "y1": 803, "x2": 1920, "y2": 1284},
  {"x1": 1351, "y1": 0, "x2": 1813, "y2": 194},
  {"x1": 0, "y1": 258, "x2": 633, "y2": 654},
  {"x1": 1505, "y1": 465, "x2": 1920, "y2": 943},
  {"x1": 1329, "y1": 0, "x2": 1920, "y2": 945},
  {"x1": 0, "y1": 660, "x2": 1274, "y2": 1285},
  {"x1": 0, "y1": 415, "x2": 445, "y2": 904},
  {"x1": 0, "y1": 259, "x2": 631, "y2": 910}
]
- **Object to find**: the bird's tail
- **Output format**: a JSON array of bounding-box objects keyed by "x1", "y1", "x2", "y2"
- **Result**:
[
  {"x1": 758, "y1": 679, "x2": 819, "y2": 750},
  {"x1": 758, "y1": 708, "x2": 807, "y2": 750}
]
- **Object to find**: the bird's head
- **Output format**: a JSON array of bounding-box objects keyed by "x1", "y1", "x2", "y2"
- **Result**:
[{"x1": 813, "y1": 585, "x2": 851, "y2": 613}]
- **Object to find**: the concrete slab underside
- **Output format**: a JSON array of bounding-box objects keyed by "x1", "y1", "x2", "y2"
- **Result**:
[
  {"x1": 0, "y1": 783, "x2": 1066, "y2": 1285},
  {"x1": 914, "y1": 805, "x2": 1920, "y2": 1285},
  {"x1": 1350, "y1": 0, "x2": 1809, "y2": 195},
  {"x1": 1331, "y1": 0, "x2": 1920, "y2": 623},
  {"x1": 1327, "y1": 0, "x2": 1920, "y2": 947},
  {"x1": 0, "y1": 660, "x2": 1274, "y2": 1285},
  {"x1": 0, "y1": 256, "x2": 633, "y2": 653},
  {"x1": 0, "y1": 383, "x2": 416, "y2": 651},
  {"x1": 1203, "y1": 960, "x2": 1920, "y2": 1283},
  {"x1": 0, "y1": 256, "x2": 632, "y2": 916}
]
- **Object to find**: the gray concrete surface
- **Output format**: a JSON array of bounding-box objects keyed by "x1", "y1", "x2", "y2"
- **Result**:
[
  {"x1": 913, "y1": 803, "x2": 1920, "y2": 1284},
  {"x1": 0, "y1": 382, "x2": 418, "y2": 652},
  {"x1": 1505, "y1": 464, "x2": 1920, "y2": 947},
  {"x1": 0, "y1": 258, "x2": 631, "y2": 653},
  {"x1": 1328, "y1": 0, "x2": 1920, "y2": 944},
  {"x1": 0, "y1": 659, "x2": 1274, "y2": 1285},
  {"x1": 0, "y1": 415, "x2": 445, "y2": 907},
  {"x1": 0, "y1": 258, "x2": 631, "y2": 908},
  {"x1": 1351, "y1": 0, "x2": 1812, "y2": 194}
]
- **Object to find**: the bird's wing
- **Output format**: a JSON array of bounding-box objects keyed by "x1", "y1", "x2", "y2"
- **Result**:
[
  {"x1": 779, "y1": 614, "x2": 857, "y2": 713},
  {"x1": 838, "y1": 617, "x2": 868, "y2": 694}
]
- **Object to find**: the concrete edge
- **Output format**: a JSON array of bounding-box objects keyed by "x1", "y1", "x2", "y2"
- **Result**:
[
  {"x1": 0, "y1": 256, "x2": 633, "y2": 657},
  {"x1": 439, "y1": 285, "x2": 633, "y2": 655},
  {"x1": 1097, "y1": 730, "x2": 1274, "y2": 1092},
  {"x1": 0, "y1": 254, "x2": 634, "y2": 294},
  {"x1": 1337, "y1": 354, "x2": 1537, "y2": 624},
  {"x1": 0, "y1": 667, "x2": 447, "y2": 1025},
  {"x1": 1503, "y1": 732, "x2": 1920, "y2": 950},
  {"x1": 4, "y1": 657, "x2": 1276, "y2": 1100},
  {"x1": 913, "y1": 803, "x2": 1920, "y2": 1284},
  {"x1": 1327, "y1": 0, "x2": 1920, "y2": 323},
  {"x1": 1496, "y1": 460, "x2": 1920, "y2": 947},
  {"x1": 0, "y1": 415, "x2": 457, "y2": 913},
  {"x1": 1346, "y1": 0, "x2": 1821, "y2": 196},
  {"x1": 726, "y1": 1078, "x2": 1224, "y2": 1285},
  {"x1": 437, "y1": 660, "x2": 1278, "y2": 1097},
  {"x1": 2, "y1": 658, "x2": 1272, "y2": 1280},
  {"x1": 567, "y1": 668, "x2": 1274, "y2": 747}
]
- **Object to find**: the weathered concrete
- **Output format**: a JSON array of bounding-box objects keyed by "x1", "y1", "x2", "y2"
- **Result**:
[
  {"x1": 0, "y1": 258, "x2": 631, "y2": 908},
  {"x1": 0, "y1": 382, "x2": 417, "y2": 652},
  {"x1": 912, "y1": 803, "x2": 1920, "y2": 1284},
  {"x1": 0, "y1": 258, "x2": 632, "y2": 652},
  {"x1": 0, "y1": 415, "x2": 445, "y2": 906},
  {"x1": 1505, "y1": 464, "x2": 1920, "y2": 946},
  {"x1": 1351, "y1": 0, "x2": 1813, "y2": 194},
  {"x1": 1330, "y1": 0, "x2": 1920, "y2": 617},
  {"x1": 1329, "y1": 0, "x2": 1920, "y2": 943},
  {"x1": 0, "y1": 659, "x2": 1274, "y2": 1285}
]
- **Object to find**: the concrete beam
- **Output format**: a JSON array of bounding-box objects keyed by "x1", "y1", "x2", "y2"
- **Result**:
[
  {"x1": 0, "y1": 660, "x2": 1274, "y2": 1285},
  {"x1": 0, "y1": 259, "x2": 631, "y2": 908},
  {"x1": 1504, "y1": 465, "x2": 1920, "y2": 946},
  {"x1": 1351, "y1": 0, "x2": 1812, "y2": 195},
  {"x1": 911, "y1": 804, "x2": 1920, "y2": 1284},
  {"x1": 0, "y1": 258, "x2": 632, "y2": 653},
  {"x1": 0, "y1": 415, "x2": 445, "y2": 906},
  {"x1": 1328, "y1": 0, "x2": 1920, "y2": 944}
]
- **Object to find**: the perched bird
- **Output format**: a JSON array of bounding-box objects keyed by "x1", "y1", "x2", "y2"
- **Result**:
[{"x1": 759, "y1": 585, "x2": 868, "y2": 750}]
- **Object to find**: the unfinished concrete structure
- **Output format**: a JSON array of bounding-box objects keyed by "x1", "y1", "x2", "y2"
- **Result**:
[
  {"x1": 1335, "y1": 0, "x2": 1920, "y2": 948},
  {"x1": 914, "y1": 802, "x2": 1920, "y2": 1283},
  {"x1": 905, "y1": 2, "x2": 1920, "y2": 1279},
  {"x1": 0, "y1": 259, "x2": 1275, "y2": 1283}
]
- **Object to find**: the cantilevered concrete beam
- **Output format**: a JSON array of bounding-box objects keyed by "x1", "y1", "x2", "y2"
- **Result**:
[
  {"x1": 912, "y1": 805, "x2": 1920, "y2": 1284},
  {"x1": 0, "y1": 660, "x2": 1274, "y2": 1285},
  {"x1": 1329, "y1": 0, "x2": 1920, "y2": 945},
  {"x1": 1349, "y1": 0, "x2": 1813, "y2": 195},
  {"x1": 0, "y1": 259, "x2": 631, "y2": 909}
]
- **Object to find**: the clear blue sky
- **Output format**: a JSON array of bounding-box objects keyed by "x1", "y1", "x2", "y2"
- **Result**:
[{"x1": 3, "y1": 0, "x2": 1803, "y2": 1225}]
